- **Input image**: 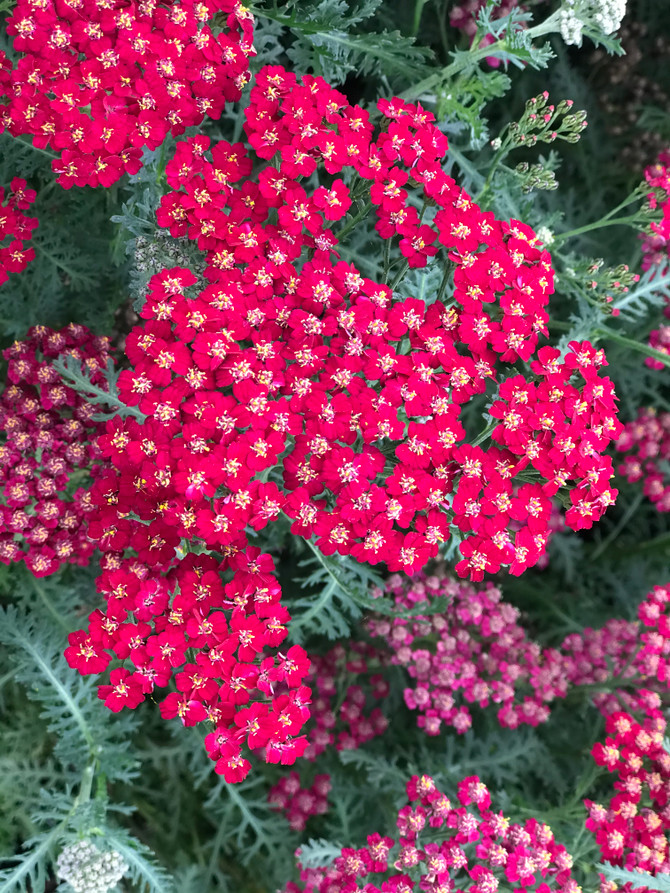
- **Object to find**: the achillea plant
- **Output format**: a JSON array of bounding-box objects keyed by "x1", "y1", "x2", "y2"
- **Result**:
[
  {"x1": 587, "y1": 710, "x2": 670, "y2": 875},
  {"x1": 616, "y1": 408, "x2": 670, "y2": 513},
  {"x1": 370, "y1": 576, "x2": 670, "y2": 734},
  {"x1": 0, "y1": 323, "x2": 111, "y2": 576},
  {"x1": 0, "y1": 0, "x2": 254, "y2": 187},
  {"x1": 0, "y1": 177, "x2": 38, "y2": 285},
  {"x1": 60, "y1": 61, "x2": 629, "y2": 782},
  {"x1": 285, "y1": 773, "x2": 581, "y2": 893}
]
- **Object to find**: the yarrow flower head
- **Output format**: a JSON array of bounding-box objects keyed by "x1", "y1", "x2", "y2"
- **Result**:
[
  {"x1": 69, "y1": 67, "x2": 622, "y2": 782},
  {"x1": 369, "y1": 573, "x2": 572, "y2": 734},
  {"x1": 303, "y1": 642, "x2": 389, "y2": 760},
  {"x1": 0, "y1": 177, "x2": 38, "y2": 285},
  {"x1": 268, "y1": 770, "x2": 331, "y2": 831},
  {"x1": 145, "y1": 64, "x2": 621, "y2": 582},
  {"x1": 0, "y1": 0, "x2": 254, "y2": 187},
  {"x1": 0, "y1": 324, "x2": 111, "y2": 576},
  {"x1": 616, "y1": 408, "x2": 670, "y2": 513},
  {"x1": 56, "y1": 840, "x2": 128, "y2": 893},
  {"x1": 587, "y1": 710, "x2": 670, "y2": 876},
  {"x1": 283, "y1": 773, "x2": 581, "y2": 893},
  {"x1": 560, "y1": 0, "x2": 627, "y2": 47},
  {"x1": 370, "y1": 577, "x2": 670, "y2": 735},
  {"x1": 638, "y1": 150, "x2": 670, "y2": 368}
]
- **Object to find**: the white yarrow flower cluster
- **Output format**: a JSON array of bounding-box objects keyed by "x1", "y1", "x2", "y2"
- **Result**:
[
  {"x1": 535, "y1": 226, "x2": 555, "y2": 247},
  {"x1": 559, "y1": 0, "x2": 626, "y2": 46},
  {"x1": 56, "y1": 841, "x2": 128, "y2": 893},
  {"x1": 593, "y1": 0, "x2": 627, "y2": 33}
]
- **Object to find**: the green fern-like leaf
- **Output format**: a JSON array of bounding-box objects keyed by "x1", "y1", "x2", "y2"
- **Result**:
[
  {"x1": 296, "y1": 838, "x2": 344, "y2": 869},
  {"x1": 0, "y1": 605, "x2": 138, "y2": 785},
  {"x1": 103, "y1": 827, "x2": 177, "y2": 893},
  {"x1": 598, "y1": 863, "x2": 669, "y2": 891}
]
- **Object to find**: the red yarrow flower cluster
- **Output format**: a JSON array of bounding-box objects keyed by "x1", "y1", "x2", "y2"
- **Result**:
[
  {"x1": 304, "y1": 642, "x2": 389, "y2": 761},
  {"x1": 150, "y1": 64, "x2": 620, "y2": 582},
  {"x1": 0, "y1": 0, "x2": 254, "y2": 188},
  {"x1": 0, "y1": 324, "x2": 110, "y2": 576},
  {"x1": 587, "y1": 710, "x2": 670, "y2": 876},
  {"x1": 616, "y1": 408, "x2": 670, "y2": 513},
  {"x1": 268, "y1": 770, "x2": 331, "y2": 831},
  {"x1": 284, "y1": 773, "x2": 581, "y2": 893},
  {"x1": 0, "y1": 177, "x2": 38, "y2": 285},
  {"x1": 66, "y1": 545, "x2": 312, "y2": 782}
]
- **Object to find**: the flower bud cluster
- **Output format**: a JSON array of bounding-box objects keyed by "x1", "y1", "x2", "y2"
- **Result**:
[
  {"x1": 587, "y1": 710, "x2": 670, "y2": 876},
  {"x1": 0, "y1": 324, "x2": 111, "y2": 576},
  {"x1": 0, "y1": 0, "x2": 254, "y2": 187},
  {"x1": 304, "y1": 643, "x2": 389, "y2": 760},
  {"x1": 370, "y1": 575, "x2": 670, "y2": 735},
  {"x1": 616, "y1": 408, "x2": 670, "y2": 513},
  {"x1": 506, "y1": 93, "x2": 587, "y2": 147},
  {"x1": 515, "y1": 162, "x2": 558, "y2": 194},
  {"x1": 268, "y1": 771, "x2": 331, "y2": 831},
  {"x1": 56, "y1": 840, "x2": 128, "y2": 893},
  {"x1": 284, "y1": 773, "x2": 581, "y2": 893},
  {"x1": 0, "y1": 177, "x2": 38, "y2": 285}
]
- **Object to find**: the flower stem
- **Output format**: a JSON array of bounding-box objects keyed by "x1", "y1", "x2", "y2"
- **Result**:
[
  {"x1": 594, "y1": 327, "x2": 670, "y2": 370},
  {"x1": 336, "y1": 199, "x2": 373, "y2": 243}
]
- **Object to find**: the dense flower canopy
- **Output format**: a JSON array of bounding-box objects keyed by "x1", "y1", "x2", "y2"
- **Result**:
[{"x1": 0, "y1": 0, "x2": 254, "y2": 187}]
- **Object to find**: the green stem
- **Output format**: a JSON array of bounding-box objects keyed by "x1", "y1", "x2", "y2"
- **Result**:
[
  {"x1": 615, "y1": 530, "x2": 670, "y2": 556},
  {"x1": 390, "y1": 260, "x2": 410, "y2": 291},
  {"x1": 470, "y1": 420, "x2": 497, "y2": 447},
  {"x1": 435, "y1": 261, "x2": 452, "y2": 304},
  {"x1": 336, "y1": 199, "x2": 373, "y2": 243},
  {"x1": 16, "y1": 135, "x2": 58, "y2": 161},
  {"x1": 74, "y1": 761, "x2": 96, "y2": 808},
  {"x1": 590, "y1": 491, "x2": 644, "y2": 560},
  {"x1": 553, "y1": 214, "x2": 645, "y2": 245},
  {"x1": 594, "y1": 327, "x2": 670, "y2": 370},
  {"x1": 476, "y1": 140, "x2": 512, "y2": 206},
  {"x1": 32, "y1": 578, "x2": 71, "y2": 633},
  {"x1": 412, "y1": 0, "x2": 427, "y2": 36}
]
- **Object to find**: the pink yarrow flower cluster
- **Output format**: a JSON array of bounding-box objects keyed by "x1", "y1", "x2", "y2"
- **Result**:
[
  {"x1": 641, "y1": 150, "x2": 670, "y2": 275},
  {"x1": 151, "y1": 63, "x2": 620, "y2": 582},
  {"x1": 0, "y1": 177, "x2": 38, "y2": 285},
  {"x1": 284, "y1": 773, "x2": 581, "y2": 893},
  {"x1": 369, "y1": 574, "x2": 570, "y2": 734},
  {"x1": 304, "y1": 642, "x2": 389, "y2": 761},
  {"x1": 268, "y1": 770, "x2": 331, "y2": 831},
  {"x1": 641, "y1": 150, "x2": 670, "y2": 369},
  {"x1": 587, "y1": 710, "x2": 670, "y2": 876},
  {"x1": 616, "y1": 408, "x2": 670, "y2": 513},
  {"x1": 370, "y1": 577, "x2": 670, "y2": 736},
  {"x1": 561, "y1": 582, "x2": 670, "y2": 716},
  {"x1": 0, "y1": 324, "x2": 111, "y2": 577},
  {"x1": 0, "y1": 0, "x2": 254, "y2": 188}
]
